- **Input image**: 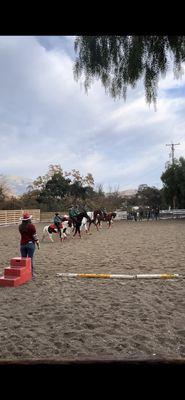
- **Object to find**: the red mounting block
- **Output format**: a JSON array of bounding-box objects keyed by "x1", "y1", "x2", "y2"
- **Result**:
[{"x1": 0, "y1": 257, "x2": 32, "y2": 287}]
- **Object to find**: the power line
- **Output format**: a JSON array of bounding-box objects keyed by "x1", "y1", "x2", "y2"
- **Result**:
[{"x1": 166, "y1": 142, "x2": 180, "y2": 164}]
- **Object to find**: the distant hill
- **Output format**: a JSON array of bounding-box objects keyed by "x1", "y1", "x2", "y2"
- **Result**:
[
  {"x1": 0, "y1": 174, "x2": 139, "y2": 198},
  {"x1": 0, "y1": 174, "x2": 33, "y2": 196},
  {"x1": 106, "y1": 189, "x2": 138, "y2": 198},
  {"x1": 119, "y1": 189, "x2": 138, "y2": 198}
]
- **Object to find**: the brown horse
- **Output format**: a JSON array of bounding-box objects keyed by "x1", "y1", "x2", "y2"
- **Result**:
[
  {"x1": 96, "y1": 212, "x2": 117, "y2": 228},
  {"x1": 88, "y1": 209, "x2": 106, "y2": 230}
]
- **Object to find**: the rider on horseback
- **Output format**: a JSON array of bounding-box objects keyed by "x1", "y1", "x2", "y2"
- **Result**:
[
  {"x1": 101, "y1": 207, "x2": 107, "y2": 219},
  {"x1": 68, "y1": 205, "x2": 79, "y2": 224},
  {"x1": 53, "y1": 212, "x2": 62, "y2": 237}
]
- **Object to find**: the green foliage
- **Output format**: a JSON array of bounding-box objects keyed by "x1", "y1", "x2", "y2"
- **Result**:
[
  {"x1": 104, "y1": 192, "x2": 123, "y2": 211},
  {"x1": 45, "y1": 173, "x2": 71, "y2": 199},
  {"x1": 122, "y1": 186, "x2": 162, "y2": 209},
  {"x1": 74, "y1": 36, "x2": 185, "y2": 105},
  {"x1": 1, "y1": 196, "x2": 23, "y2": 210},
  {"x1": 69, "y1": 180, "x2": 84, "y2": 200},
  {"x1": 136, "y1": 186, "x2": 162, "y2": 208},
  {"x1": 161, "y1": 157, "x2": 185, "y2": 208},
  {"x1": 0, "y1": 185, "x2": 5, "y2": 202},
  {"x1": 29, "y1": 166, "x2": 98, "y2": 211}
]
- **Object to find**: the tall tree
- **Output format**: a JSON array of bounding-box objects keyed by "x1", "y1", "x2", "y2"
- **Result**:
[
  {"x1": 74, "y1": 36, "x2": 185, "y2": 106},
  {"x1": 0, "y1": 185, "x2": 6, "y2": 202},
  {"x1": 161, "y1": 157, "x2": 185, "y2": 208},
  {"x1": 40, "y1": 173, "x2": 71, "y2": 201},
  {"x1": 136, "y1": 186, "x2": 162, "y2": 208},
  {"x1": 31, "y1": 164, "x2": 64, "y2": 192},
  {"x1": 83, "y1": 173, "x2": 94, "y2": 187}
]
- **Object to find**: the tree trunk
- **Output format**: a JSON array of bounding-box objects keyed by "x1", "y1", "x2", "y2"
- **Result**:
[{"x1": 173, "y1": 195, "x2": 176, "y2": 209}]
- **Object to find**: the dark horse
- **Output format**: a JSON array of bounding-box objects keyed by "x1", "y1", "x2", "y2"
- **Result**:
[
  {"x1": 96, "y1": 212, "x2": 117, "y2": 228},
  {"x1": 71, "y1": 211, "x2": 92, "y2": 238}
]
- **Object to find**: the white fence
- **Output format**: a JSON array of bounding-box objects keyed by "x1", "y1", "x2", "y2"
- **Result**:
[
  {"x1": 115, "y1": 211, "x2": 127, "y2": 220},
  {"x1": 115, "y1": 209, "x2": 185, "y2": 220},
  {"x1": 159, "y1": 209, "x2": 185, "y2": 219},
  {"x1": 0, "y1": 209, "x2": 40, "y2": 226}
]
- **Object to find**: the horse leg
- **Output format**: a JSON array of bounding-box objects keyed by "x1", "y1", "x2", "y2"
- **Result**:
[
  {"x1": 84, "y1": 222, "x2": 89, "y2": 233},
  {"x1": 42, "y1": 226, "x2": 50, "y2": 242},
  {"x1": 97, "y1": 218, "x2": 102, "y2": 229},
  {"x1": 41, "y1": 229, "x2": 45, "y2": 242},
  {"x1": 75, "y1": 223, "x2": 81, "y2": 238},
  {"x1": 66, "y1": 226, "x2": 71, "y2": 236},
  {"x1": 77, "y1": 225, "x2": 81, "y2": 238},
  {"x1": 92, "y1": 219, "x2": 99, "y2": 231},
  {"x1": 49, "y1": 232, "x2": 54, "y2": 242},
  {"x1": 62, "y1": 227, "x2": 68, "y2": 238},
  {"x1": 61, "y1": 230, "x2": 67, "y2": 242},
  {"x1": 72, "y1": 218, "x2": 77, "y2": 234},
  {"x1": 88, "y1": 220, "x2": 92, "y2": 232},
  {"x1": 73, "y1": 226, "x2": 77, "y2": 237},
  {"x1": 80, "y1": 222, "x2": 84, "y2": 233},
  {"x1": 94, "y1": 221, "x2": 99, "y2": 231}
]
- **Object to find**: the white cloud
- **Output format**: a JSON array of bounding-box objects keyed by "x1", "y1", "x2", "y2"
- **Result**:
[{"x1": 0, "y1": 36, "x2": 185, "y2": 192}]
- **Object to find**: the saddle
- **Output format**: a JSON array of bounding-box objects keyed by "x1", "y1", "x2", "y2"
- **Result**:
[
  {"x1": 49, "y1": 223, "x2": 63, "y2": 230},
  {"x1": 61, "y1": 216, "x2": 69, "y2": 222}
]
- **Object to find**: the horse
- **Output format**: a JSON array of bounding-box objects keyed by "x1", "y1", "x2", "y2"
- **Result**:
[
  {"x1": 88, "y1": 209, "x2": 107, "y2": 230},
  {"x1": 94, "y1": 209, "x2": 107, "y2": 221},
  {"x1": 96, "y1": 212, "x2": 117, "y2": 228},
  {"x1": 80, "y1": 211, "x2": 99, "y2": 233},
  {"x1": 41, "y1": 220, "x2": 72, "y2": 242},
  {"x1": 71, "y1": 211, "x2": 92, "y2": 238}
]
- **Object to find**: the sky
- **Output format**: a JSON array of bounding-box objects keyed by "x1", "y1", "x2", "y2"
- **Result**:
[{"x1": 0, "y1": 35, "x2": 185, "y2": 193}]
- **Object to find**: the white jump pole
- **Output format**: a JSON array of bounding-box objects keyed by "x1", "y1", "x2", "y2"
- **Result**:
[{"x1": 56, "y1": 273, "x2": 180, "y2": 279}]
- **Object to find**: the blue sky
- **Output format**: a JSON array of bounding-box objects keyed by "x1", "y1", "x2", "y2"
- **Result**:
[{"x1": 0, "y1": 35, "x2": 185, "y2": 192}]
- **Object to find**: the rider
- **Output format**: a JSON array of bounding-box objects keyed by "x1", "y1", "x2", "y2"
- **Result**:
[
  {"x1": 101, "y1": 207, "x2": 107, "y2": 218},
  {"x1": 68, "y1": 205, "x2": 79, "y2": 224},
  {"x1": 53, "y1": 212, "x2": 62, "y2": 237}
]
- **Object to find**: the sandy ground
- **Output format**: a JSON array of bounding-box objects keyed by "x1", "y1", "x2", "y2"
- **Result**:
[{"x1": 0, "y1": 219, "x2": 185, "y2": 362}]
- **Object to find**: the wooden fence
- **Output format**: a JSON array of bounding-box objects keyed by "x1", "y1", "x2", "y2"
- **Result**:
[
  {"x1": 0, "y1": 209, "x2": 40, "y2": 226},
  {"x1": 40, "y1": 211, "x2": 67, "y2": 222}
]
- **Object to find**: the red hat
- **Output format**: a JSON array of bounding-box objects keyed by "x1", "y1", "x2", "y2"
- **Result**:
[{"x1": 20, "y1": 212, "x2": 32, "y2": 221}]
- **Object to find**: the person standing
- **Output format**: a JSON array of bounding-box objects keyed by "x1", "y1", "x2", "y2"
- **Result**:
[{"x1": 19, "y1": 212, "x2": 40, "y2": 277}]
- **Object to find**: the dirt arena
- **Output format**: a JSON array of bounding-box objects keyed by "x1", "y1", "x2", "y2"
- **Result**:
[{"x1": 0, "y1": 219, "x2": 185, "y2": 362}]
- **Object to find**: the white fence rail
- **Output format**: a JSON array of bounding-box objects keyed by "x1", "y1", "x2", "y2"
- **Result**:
[
  {"x1": 159, "y1": 209, "x2": 185, "y2": 219},
  {"x1": 0, "y1": 209, "x2": 40, "y2": 226},
  {"x1": 115, "y1": 211, "x2": 127, "y2": 220}
]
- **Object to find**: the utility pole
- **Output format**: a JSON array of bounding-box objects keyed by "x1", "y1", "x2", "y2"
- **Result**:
[
  {"x1": 165, "y1": 142, "x2": 180, "y2": 210},
  {"x1": 166, "y1": 142, "x2": 180, "y2": 164}
]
